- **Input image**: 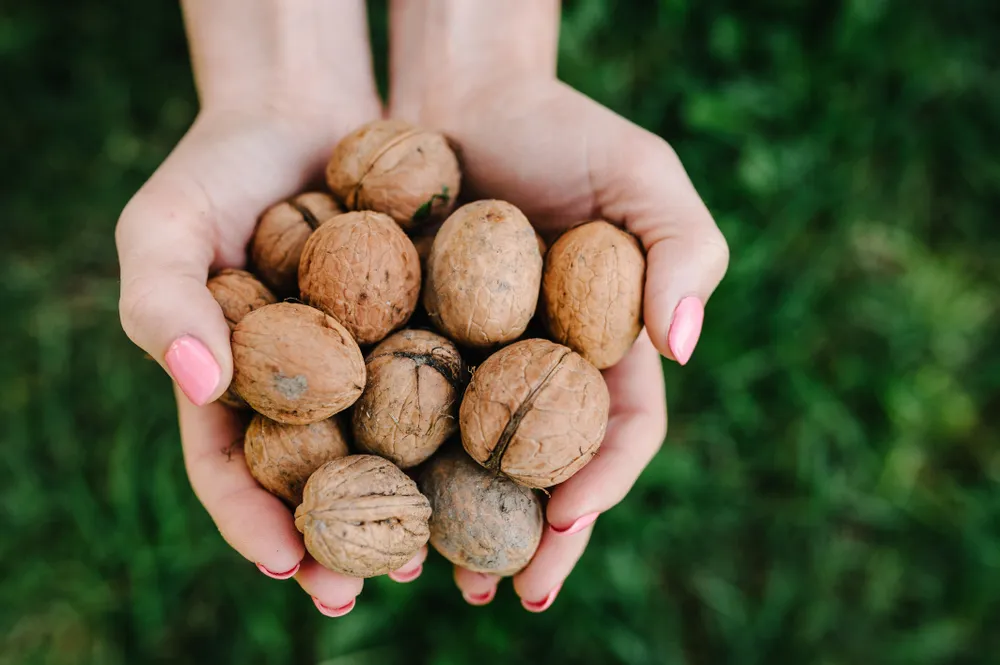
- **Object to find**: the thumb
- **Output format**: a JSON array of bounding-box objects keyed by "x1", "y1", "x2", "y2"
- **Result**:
[{"x1": 116, "y1": 179, "x2": 234, "y2": 406}]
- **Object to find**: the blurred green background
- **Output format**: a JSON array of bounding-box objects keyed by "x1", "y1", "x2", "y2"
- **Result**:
[{"x1": 2, "y1": 0, "x2": 998, "y2": 663}]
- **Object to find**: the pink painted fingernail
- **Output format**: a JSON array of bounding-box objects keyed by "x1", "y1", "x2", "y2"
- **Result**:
[
  {"x1": 549, "y1": 512, "x2": 599, "y2": 536},
  {"x1": 165, "y1": 335, "x2": 221, "y2": 405},
  {"x1": 256, "y1": 562, "x2": 300, "y2": 580},
  {"x1": 463, "y1": 587, "x2": 496, "y2": 606},
  {"x1": 388, "y1": 564, "x2": 423, "y2": 583},
  {"x1": 667, "y1": 296, "x2": 704, "y2": 366},
  {"x1": 312, "y1": 596, "x2": 356, "y2": 618},
  {"x1": 521, "y1": 583, "x2": 562, "y2": 613}
]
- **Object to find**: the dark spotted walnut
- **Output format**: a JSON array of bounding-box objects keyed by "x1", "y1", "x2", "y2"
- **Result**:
[
  {"x1": 460, "y1": 338, "x2": 609, "y2": 488},
  {"x1": 299, "y1": 211, "x2": 421, "y2": 346},
  {"x1": 325, "y1": 119, "x2": 460, "y2": 231},
  {"x1": 294, "y1": 455, "x2": 432, "y2": 578},
  {"x1": 249, "y1": 192, "x2": 342, "y2": 295},
  {"x1": 231, "y1": 302, "x2": 365, "y2": 425},
  {"x1": 244, "y1": 414, "x2": 350, "y2": 505},
  {"x1": 420, "y1": 447, "x2": 542, "y2": 575},
  {"x1": 206, "y1": 269, "x2": 277, "y2": 408},
  {"x1": 423, "y1": 200, "x2": 543, "y2": 348},
  {"x1": 352, "y1": 329, "x2": 464, "y2": 468},
  {"x1": 542, "y1": 221, "x2": 646, "y2": 369}
]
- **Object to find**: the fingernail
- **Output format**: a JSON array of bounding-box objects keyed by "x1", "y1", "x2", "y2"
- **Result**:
[
  {"x1": 256, "y1": 562, "x2": 300, "y2": 580},
  {"x1": 549, "y1": 512, "x2": 599, "y2": 536},
  {"x1": 312, "y1": 596, "x2": 356, "y2": 618},
  {"x1": 521, "y1": 583, "x2": 562, "y2": 613},
  {"x1": 463, "y1": 587, "x2": 496, "y2": 606},
  {"x1": 165, "y1": 335, "x2": 221, "y2": 405},
  {"x1": 667, "y1": 296, "x2": 704, "y2": 366},
  {"x1": 388, "y1": 564, "x2": 423, "y2": 583}
]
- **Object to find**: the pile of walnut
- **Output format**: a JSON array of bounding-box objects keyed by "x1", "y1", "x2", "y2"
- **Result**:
[{"x1": 208, "y1": 119, "x2": 646, "y2": 581}]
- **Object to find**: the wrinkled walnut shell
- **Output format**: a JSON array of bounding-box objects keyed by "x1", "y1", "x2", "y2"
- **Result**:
[
  {"x1": 207, "y1": 269, "x2": 277, "y2": 408},
  {"x1": 542, "y1": 221, "x2": 646, "y2": 369},
  {"x1": 244, "y1": 414, "x2": 350, "y2": 505},
  {"x1": 423, "y1": 200, "x2": 543, "y2": 348},
  {"x1": 299, "y1": 211, "x2": 421, "y2": 346},
  {"x1": 326, "y1": 119, "x2": 460, "y2": 230},
  {"x1": 232, "y1": 302, "x2": 365, "y2": 425},
  {"x1": 352, "y1": 329, "x2": 464, "y2": 468},
  {"x1": 249, "y1": 192, "x2": 342, "y2": 295},
  {"x1": 294, "y1": 455, "x2": 432, "y2": 578},
  {"x1": 420, "y1": 447, "x2": 542, "y2": 576},
  {"x1": 460, "y1": 338, "x2": 609, "y2": 488}
]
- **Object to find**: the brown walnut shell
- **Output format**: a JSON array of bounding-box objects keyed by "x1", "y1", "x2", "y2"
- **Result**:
[
  {"x1": 542, "y1": 221, "x2": 646, "y2": 369},
  {"x1": 420, "y1": 447, "x2": 543, "y2": 576},
  {"x1": 423, "y1": 200, "x2": 542, "y2": 348},
  {"x1": 299, "y1": 211, "x2": 421, "y2": 346},
  {"x1": 325, "y1": 119, "x2": 460, "y2": 230},
  {"x1": 232, "y1": 302, "x2": 365, "y2": 425},
  {"x1": 460, "y1": 338, "x2": 609, "y2": 488},
  {"x1": 249, "y1": 192, "x2": 342, "y2": 295},
  {"x1": 206, "y1": 269, "x2": 277, "y2": 408},
  {"x1": 352, "y1": 329, "x2": 464, "y2": 468},
  {"x1": 294, "y1": 455, "x2": 432, "y2": 578},
  {"x1": 244, "y1": 414, "x2": 350, "y2": 505}
]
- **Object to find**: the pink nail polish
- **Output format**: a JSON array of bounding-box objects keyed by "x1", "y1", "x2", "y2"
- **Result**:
[
  {"x1": 549, "y1": 512, "x2": 599, "y2": 536},
  {"x1": 256, "y1": 562, "x2": 300, "y2": 580},
  {"x1": 312, "y1": 596, "x2": 356, "y2": 618},
  {"x1": 667, "y1": 296, "x2": 704, "y2": 366},
  {"x1": 388, "y1": 564, "x2": 423, "y2": 583},
  {"x1": 521, "y1": 583, "x2": 562, "y2": 613},
  {"x1": 165, "y1": 335, "x2": 221, "y2": 405},
  {"x1": 463, "y1": 587, "x2": 496, "y2": 606}
]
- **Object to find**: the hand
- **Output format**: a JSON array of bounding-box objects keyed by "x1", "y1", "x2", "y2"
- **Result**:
[{"x1": 389, "y1": 7, "x2": 728, "y2": 609}]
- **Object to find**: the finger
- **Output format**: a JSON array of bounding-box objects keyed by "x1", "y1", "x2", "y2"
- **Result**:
[
  {"x1": 387, "y1": 546, "x2": 427, "y2": 583},
  {"x1": 453, "y1": 567, "x2": 501, "y2": 606},
  {"x1": 295, "y1": 556, "x2": 365, "y2": 618},
  {"x1": 176, "y1": 387, "x2": 305, "y2": 575},
  {"x1": 546, "y1": 332, "x2": 667, "y2": 531},
  {"x1": 513, "y1": 524, "x2": 593, "y2": 612}
]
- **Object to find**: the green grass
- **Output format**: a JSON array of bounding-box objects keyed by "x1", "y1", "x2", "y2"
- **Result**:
[{"x1": 2, "y1": 0, "x2": 998, "y2": 663}]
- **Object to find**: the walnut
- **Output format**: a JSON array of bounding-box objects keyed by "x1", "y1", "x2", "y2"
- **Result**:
[
  {"x1": 460, "y1": 338, "x2": 609, "y2": 488},
  {"x1": 423, "y1": 200, "x2": 543, "y2": 348},
  {"x1": 294, "y1": 455, "x2": 432, "y2": 578},
  {"x1": 231, "y1": 302, "x2": 365, "y2": 425},
  {"x1": 244, "y1": 414, "x2": 350, "y2": 505},
  {"x1": 325, "y1": 119, "x2": 460, "y2": 231},
  {"x1": 206, "y1": 269, "x2": 277, "y2": 408},
  {"x1": 419, "y1": 447, "x2": 542, "y2": 576},
  {"x1": 542, "y1": 221, "x2": 646, "y2": 369},
  {"x1": 351, "y1": 329, "x2": 464, "y2": 468},
  {"x1": 249, "y1": 192, "x2": 342, "y2": 295},
  {"x1": 299, "y1": 211, "x2": 421, "y2": 346}
]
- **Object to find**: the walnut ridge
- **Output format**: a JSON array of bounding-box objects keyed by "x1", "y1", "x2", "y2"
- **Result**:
[
  {"x1": 294, "y1": 455, "x2": 432, "y2": 578},
  {"x1": 352, "y1": 329, "x2": 464, "y2": 468},
  {"x1": 420, "y1": 447, "x2": 542, "y2": 575},
  {"x1": 244, "y1": 414, "x2": 350, "y2": 505},
  {"x1": 460, "y1": 338, "x2": 609, "y2": 488},
  {"x1": 299, "y1": 210, "x2": 421, "y2": 346},
  {"x1": 231, "y1": 302, "x2": 365, "y2": 425}
]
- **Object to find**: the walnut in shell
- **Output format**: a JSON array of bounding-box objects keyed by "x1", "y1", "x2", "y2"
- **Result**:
[
  {"x1": 542, "y1": 221, "x2": 646, "y2": 369},
  {"x1": 249, "y1": 192, "x2": 342, "y2": 295},
  {"x1": 423, "y1": 200, "x2": 543, "y2": 348},
  {"x1": 232, "y1": 302, "x2": 365, "y2": 425},
  {"x1": 294, "y1": 455, "x2": 432, "y2": 578},
  {"x1": 460, "y1": 338, "x2": 609, "y2": 488},
  {"x1": 244, "y1": 414, "x2": 350, "y2": 505},
  {"x1": 420, "y1": 447, "x2": 542, "y2": 576},
  {"x1": 299, "y1": 211, "x2": 421, "y2": 346},
  {"x1": 206, "y1": 269, "x2": 277, "y2": 408},
  {"x1": 352, "y1": 329, "x2": 464, "y2": 468},
  {"x1": 325, "y1": 119, "x2": 460, "y2": 230}
]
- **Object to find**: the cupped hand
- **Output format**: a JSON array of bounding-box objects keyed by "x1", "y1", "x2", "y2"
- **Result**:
[{"x1": 393, "y1": 76, "x2": 728, "y2": 610}]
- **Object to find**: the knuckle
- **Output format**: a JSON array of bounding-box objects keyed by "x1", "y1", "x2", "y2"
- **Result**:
[
  {"x1": 118, "y1": 276, "x2": 161, "y2": 348},
  {"x1": 700, "y1": 226, "x2": 731, "y2": 280}
]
